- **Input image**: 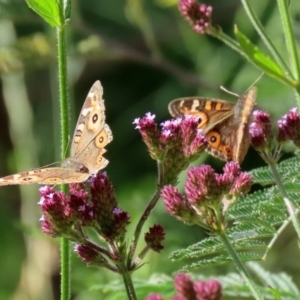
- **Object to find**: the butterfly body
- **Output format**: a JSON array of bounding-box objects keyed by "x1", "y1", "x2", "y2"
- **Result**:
[
  {"x1": 168, "y1": 87, "x2": 257, "y2": 163},
  {"x1": 0, "y1": 80, "x2": 112, "y2": 186}
]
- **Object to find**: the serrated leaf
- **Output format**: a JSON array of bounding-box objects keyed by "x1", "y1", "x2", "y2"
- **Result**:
[
  {"x1": 180, "y1": 253, "x2": 263, "y2": 272},
  {"x1": 248, "y1": 263, "x2": 300, "y2": 299},
  {"x1": 92, "y1": 275, "x2": 175, "y2": 300},
  {"x1": 234, "y1": 26, "x2": 285, "y2": 80},
  {"x1": 26, "y1": 0, "x2": 63, "y2": 27},
  {"x1": 251, "y1": 155, "x2": 300, "y2": 186},
  {"x1": 170, "y1": 156, "x2": 300, "y2": 271},
  {"x1": 170, "y1": 237, "x2": 223, "y2": 260}
]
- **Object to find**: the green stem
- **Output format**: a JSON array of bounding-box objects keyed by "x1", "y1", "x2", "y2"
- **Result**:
[
  {"x1": 219, "y1": 232, "x2": 264, "y2": 300},
  {"x1": 208, "y1": 26, "x2": 241, "y2": 54},
  {"x1": 268, "y1": 161, "x2": 300, "y2": 240},
  {"x1": 263, "y1": 213, "x2": 291, "y2": 260},
  {"x1": 277, "y1": 0, "x2": 300, "y2": 81},
  {"x1": 57, "y1": 24, "x2": 70, "y2": 300},
  {"x1": 57, "y1": 30, "x2": 70, "y2": 157},
  {"x1": 120, "y1": 267, "x2": 137, "y2": 300},
  {"x1": 208, "y1": 16, "x2": 295, "y2": 88},
  {"x1": 127, "y1": 161, "x2": 163, "y2": 266},
  {"x1": 277, "y1": 0, "x2": 300, "y2": 105},
  {"x1": 241, "y1": 0, "x2": 291, "y2": 77}
]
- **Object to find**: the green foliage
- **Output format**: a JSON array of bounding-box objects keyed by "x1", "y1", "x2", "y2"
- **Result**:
[
  {"x1": 94, "y1": 264, "x2": 299, "y2": 299},
  {"x1": 251, "y1": 154, "x2": 300, "y2": 185},
  {"x1": 92, "y1": 275, "x2": 174, "y2": 300},
  {"x1": 26, "y1": 0, "x2": 70, "y2": 27},
  {"x1": 169, "y1": 154, "x2": 300, "y2": 273},
  {"x1": 234, "y1": 26, "x2": 285, "y2": 82}
]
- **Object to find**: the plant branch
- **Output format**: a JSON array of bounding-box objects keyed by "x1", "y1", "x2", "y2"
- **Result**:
[
  {"x1": 268, "y1": 161, "x2": 300, "y2": 240},
  {"x1": 127, "y1": 161, "x2": 164, "y2": 267},
  {"x1": 241, "y1": 0, "x2": 291, "y2": 76},
  {"x1": 219, "y1": 232, "x2": 264, "y2": 300}
]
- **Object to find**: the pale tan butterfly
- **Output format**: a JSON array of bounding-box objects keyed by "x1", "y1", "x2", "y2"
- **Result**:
[{"x1": 0, "y1": 80, "x2": 112, "y2": 186}]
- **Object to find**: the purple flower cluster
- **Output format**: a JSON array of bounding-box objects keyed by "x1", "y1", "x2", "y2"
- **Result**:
[
  {"x1": 249, "y1": 110, "x2": 273, "y2": 150},
  {"x1": 146, "y1": 273, "x2": 222, "y2": 300},
  {"x1": 278, "y1": 107, "x2": 300, "y2": 147},
  {"x1": 134, "y1": 113, "x2": 207, "y2": 185},
  {"x1": 179, "y1": 0, "x2": 213, "y2": 34},
  {"x1": 145, "y1": 224, "x2": 165, "y2": 252},
  {"x1": 161, "y1": 162, "x2": 252, "y2": 230},
  {"x1": 39, "y1": 173, "x2": 130, "y2": 265},
  {"x1": 249, "y1": 108, "x2": 300, "y2": 162}
]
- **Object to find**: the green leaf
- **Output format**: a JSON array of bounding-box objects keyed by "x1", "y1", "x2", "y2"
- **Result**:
[
  {"x1": 251, "y1": 155, "x2": 300, "y2": 186},
  {"x1": 169, "y1": 156, "x2": 300, "y2": 272},
  {"x1": 234, "y1": 26, "x2": 285, "y2": 80},
  {"x1": 180, "y1": 253, "x2": 263, "y2": 272},
  {"x1": 26, "y1": 0, "x2": 63, "y2": 27}
]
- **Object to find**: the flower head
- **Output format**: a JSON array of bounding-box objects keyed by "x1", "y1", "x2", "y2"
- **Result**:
[
  {"x1": 185, "y1": 165, "x2": 220, "y2": 205},
  {"x1": 161, "y1": 185, "x2": 197, "y2": 225},
  {"x1": 145, "y1": 224, "x2": 165, "y2": 252},
  {"x1": 174, "y1": 273, "x2": 195, "y2": 299},
  {"x1": 135, "y1": 113, "x2": 207, "y2": 185},
  {"x1": 217, "y1": 162, "x2": 252, "y2": 197},
  {"x1": 39, "y1": 186, "x2": 78, "y2": 239},
  {"x1": 89, "y1": 173, "x2": 130, "y2": 241},
  {"x1": 249, "y1": 110, "x2": 273, "y2": 149},
  {"x1": 39, "y1": 173, "x2": 130, "y2": 244},
  {"x1": 162, "y1": 162, "x2": 252, "y2": 231},
  {"x1": 133, "y1": 113, "x2": 161, "y2": 160},
  {"x1": 147, "y1": 273, "x2": 222, "y2": 300},
  {"x1": 74, "y1": 243, "x2": 104, "y2": 266},
  {"x1": 193, "y1": 279, "x2": 222, "y2": 300},
  {"x1": 277, "y1": 107, "x2": 300, "y2": 147},
  {"x1": 179, "y1": 0, "x2": 213, "y2": 34}
]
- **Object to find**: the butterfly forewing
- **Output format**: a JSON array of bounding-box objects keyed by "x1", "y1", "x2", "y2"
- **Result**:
[
  {"x1": 71, "y1": 81, "x2": 106, "y2": 157},
  {"x1": 168, "y1": 97, "x2": 235, "y2": 132}
]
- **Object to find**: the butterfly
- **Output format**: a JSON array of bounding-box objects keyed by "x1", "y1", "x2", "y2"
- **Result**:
[
  {"x1": 168, "y1": 87, "x2": 257, "y2": 163},
  {"x1": 0, "y1": 80, "x2": 112, "y2": 186}
]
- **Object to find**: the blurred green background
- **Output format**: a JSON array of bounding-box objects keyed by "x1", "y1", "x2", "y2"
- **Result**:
[{"x1": 0, "y1": 0, "x2": 299, "y2": 299}]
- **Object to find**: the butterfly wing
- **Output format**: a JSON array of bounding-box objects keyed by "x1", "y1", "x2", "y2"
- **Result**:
[
  {"x1": 70, "y1": 80, "x2": 113, "y2": 174},
  {"x1": 206, "y1": 87, "x2": 256, "y2": 162},
  {"x1": 0, "y1": 81, "x2": 113, "y2": 187},
  {"x1": 72, "y1": 123, "x2": 113, "y2": 174},
  {"x1": 168, "y1": 97, "x2": 234, "y2": 131},
  {"x1": 233, "y1": 87, "x2": 257, "y2": 163},
  {"x1": 168, "y1": 90, "x2": 256, "y2": 163},
  {"x1": 0, "y1": 167, "x2": 90, "y2": 186},
  {"x1": 71, "y1": 80, "x2": 106, "y2": 156},
  {"x1": 169, "y1": 97, "x2": 235, "y2": 160}
]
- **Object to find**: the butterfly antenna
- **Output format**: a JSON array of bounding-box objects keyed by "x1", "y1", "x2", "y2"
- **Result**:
[
  {"x1": 220, "y1": 86, "x2": 239, "y2": 98},
  {"x1": 247, "y1": 72, "x2": 264, "y2": 91},
  {"x1": 220, "y1": 72, "x2": 264, "y2": 97},
  {"x1": 30, "y1": 161, "x2": 60, "y2": 170}
]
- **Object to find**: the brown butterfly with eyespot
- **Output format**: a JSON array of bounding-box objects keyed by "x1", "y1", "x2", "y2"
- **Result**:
[
  {"x1": 168, "y1": 87, "x2": 257, "y2": 163},
  {"x1": 0, "y1": 80, "x2": 112, "y2": 186}
]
